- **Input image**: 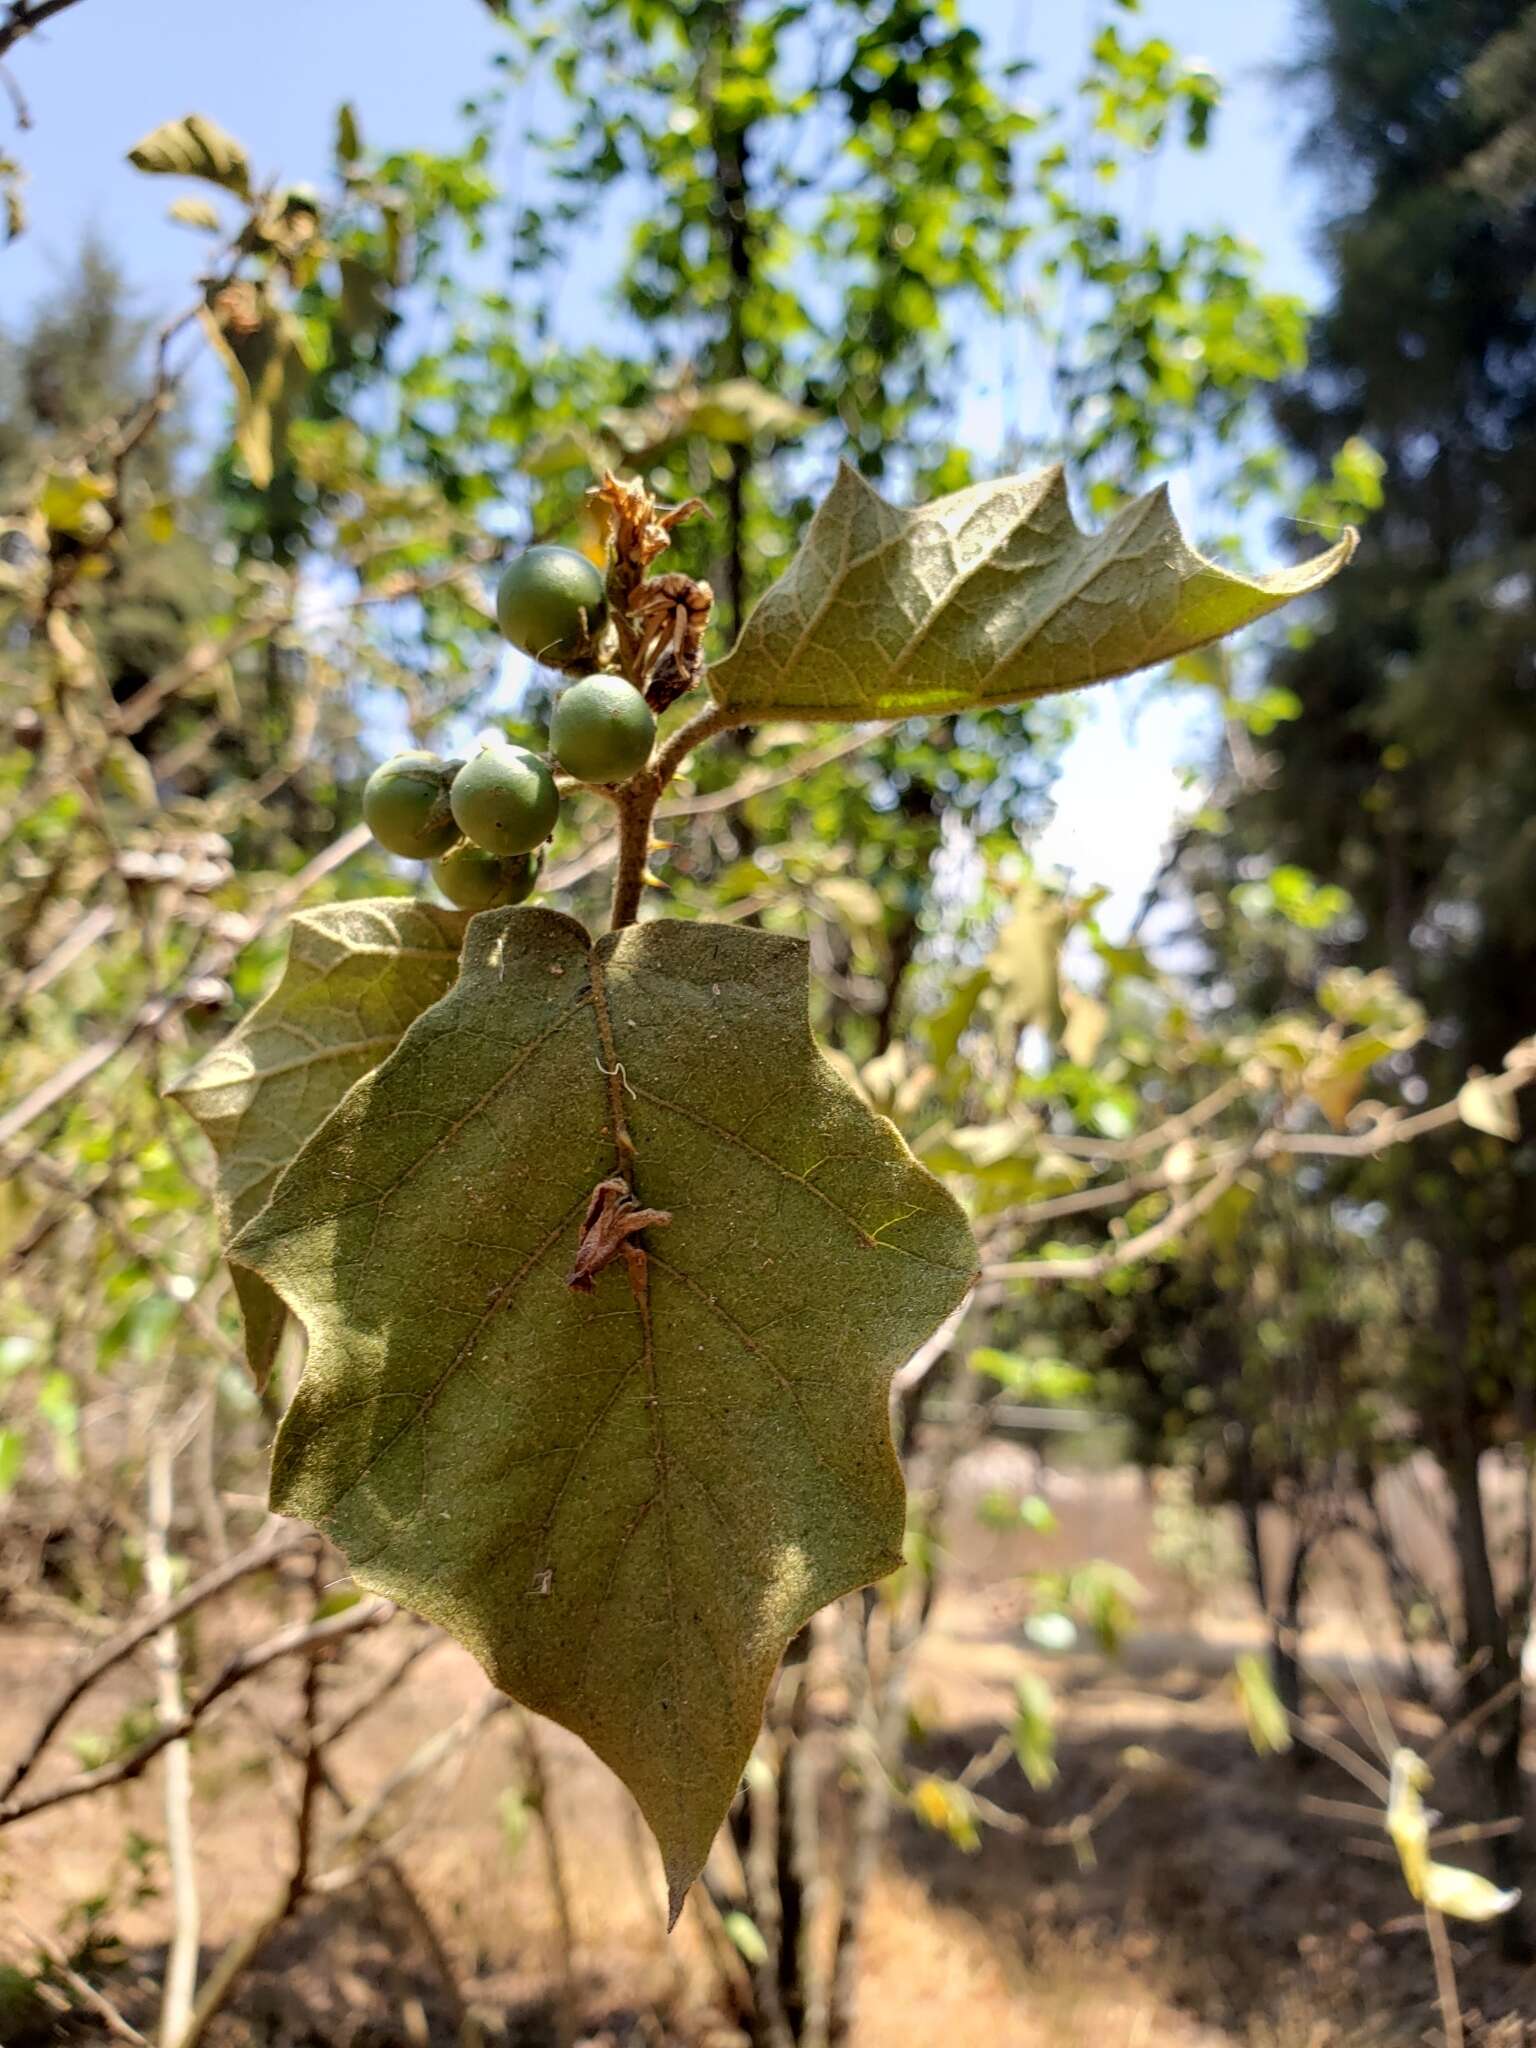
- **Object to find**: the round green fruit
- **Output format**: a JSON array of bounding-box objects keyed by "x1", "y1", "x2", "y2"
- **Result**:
[
  {"x1": 549, "y1": 675, "x2": 656, "y2": 784},
  {"x1": 432, "y1": 843, "x2": 542, "y2": 911},
  {"x1": 449, "y1": 743, "x2": 560, "y2": 855},
  {"x1": 362, "y1": 750, "x2": 460, "y2": 859},
  {"x1": 495, "y1": 545, "x2": 606, "y2": 664}
]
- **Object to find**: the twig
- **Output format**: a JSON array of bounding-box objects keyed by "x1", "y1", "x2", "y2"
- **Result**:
[
  {"x1": 0, "y1": 824, "x2": 370, "y2": 1153},
  {"x1": 1425, "y1": 1675, "x2": 1525, "y2": 1771},
  {"x1": 9, "y1": 1916, "x2": 147, "y2": 2044},
  {"x1": 0, "y1": 1518, "x2": 313, "y2": 1802},
  {"x1": 982, "y1": 1140, "x2": 1257, "y2": 1285},
  {"x1": 0, "y1": 0, "x2": 86, "y2": 62},
  {"x1": 0, "y1": 1597, "x2": 392, "y2": 1827},
  {"x1": 657, "y1": 723, "x2": 881, "y2": 818},
  {"x1": 324, "y1": 1691, "x2": 510, "y2": 1858},
  {"x1": 113, "y1": 551, "x2": 496, "y2": 740},
  {"x1": 1285, "y1": 1714, "x2": 1392, "y2": 1802},
  {"x1": 514, "y1": 1711, "x2": 578, "y2": 2046},
  {"x1": 173, "y1": 1558, "x2": 341, "y2": 2048},
  {"x1": 1424, "y1": 1905, "x2": 1465, "y2": 2048},
  {"x1": 145, "y1": 1439, "x2": 199, "y2": 2048},
  {"x1": 314, "y1": 1626, "x2": 440, "y2": 1750},
  {"x1": 652, "y1": 697, "x2": 747, "y2": 789}
]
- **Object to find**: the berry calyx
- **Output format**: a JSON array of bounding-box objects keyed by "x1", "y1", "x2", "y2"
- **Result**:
[
  {"x1": 431, "y1": 844, "x2": 543, "y2": 911},
  {"x1": 549, "y1": 675, "x2": 656, "y2": 784},
  {"x1": 495, "y1": 545, "x2": 607, "y2": 665},
  {"x1": 449, "y1": 742, "x2": 560, "y2": 856},
  {"x1": 362, "y1": 750, "x2": 460, "y2": 860}
]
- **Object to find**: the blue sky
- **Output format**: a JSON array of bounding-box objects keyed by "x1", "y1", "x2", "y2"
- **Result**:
[{"x1": 1, "y1": 0, "x2": 1327, "y2": 935}]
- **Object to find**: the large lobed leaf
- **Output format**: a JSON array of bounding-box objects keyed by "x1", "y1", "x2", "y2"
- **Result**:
[
  {"x1": 231, "y1": 909, "x2": 977, "y2": 1914},
  {"x1": 709, "y1": 462, "x2": 1356, "y2": 721},
  {"x1": 168, "y1": 900, "x2": 468, "y2": 1386}
]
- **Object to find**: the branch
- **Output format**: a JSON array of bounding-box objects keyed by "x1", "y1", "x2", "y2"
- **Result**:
[
  {"x1": 657, "y1": 724, "x2": 881, "y2": 819},
  {"x1": 8, "y1": 1918, "x2": 147, "y2": 2045},
  {"x1": 145, "y1": 1438, "x2": 198, "y2": 2047},
  {"x1": 0, "y1": 824, "x2": 370, "y2": 1153},
  {"x1": 982, "y1": 1142, "x2": 1257, "y2": 1286},
  {"x1": 653, "y1": 697, "x2": 749, "y2": 789},
  {"x1": 112, "y1": 550, "x2": 496, "y2": 740},
  {"x1": 0, "y1": 1597, "x2": 392, "y2": 1828},
  {"x1": 321, "y1": 1691, "x2": 509, "y2": 1861},
  {"x1": 1259, "y1": 1047, "x2": 1536, "y2": 1159},
  {"x1": 0, "y1": 1519, "x2": 313, "y2": 1802},
  {"x1": 0, "y1": 0, "x2": 85, "y2": 62}
]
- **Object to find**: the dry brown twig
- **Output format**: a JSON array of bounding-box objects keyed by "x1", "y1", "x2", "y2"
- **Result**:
[{"x1": 0, "y1": 1595, "x2": 392, "y2": 1828}]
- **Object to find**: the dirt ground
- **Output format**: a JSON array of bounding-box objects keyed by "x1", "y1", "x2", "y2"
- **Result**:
[{"x1": 2, "y1": 1463, "x2": 1533, "y2": 2048}]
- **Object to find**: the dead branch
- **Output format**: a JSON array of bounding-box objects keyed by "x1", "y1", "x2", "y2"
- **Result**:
[
  {"x1": 0, "y1": 1597, "x2": 392, "y2": 1828},
  {"x1": 0, "y1": 1517, "x2": 314, "y2": 1802}
]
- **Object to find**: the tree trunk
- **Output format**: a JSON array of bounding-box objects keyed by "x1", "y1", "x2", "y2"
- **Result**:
[{"x1": 1445, "y1": 1438, "x2": 1532, "y2": 1956}]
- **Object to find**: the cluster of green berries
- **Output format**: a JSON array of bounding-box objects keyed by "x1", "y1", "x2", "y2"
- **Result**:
[{"x1": 361, "y1": 545, "x2": 659, "y2": 910}]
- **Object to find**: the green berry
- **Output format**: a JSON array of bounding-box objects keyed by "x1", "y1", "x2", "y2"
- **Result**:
[
  {"x1": 449, "y1": 743, "x2": 560, "y2": 856},
  {"x1": 362, "y1": 750, "x2": 460, "y2": 859},
  {"x1": 432, "y1": 844, "x2": 543, "y2": 911},
  {"x1": 496, "y1": 545, "x2": 606, "y2": 664},
  {"x1": 549, "y1": 675, "x2": 656, "y2": 784}
]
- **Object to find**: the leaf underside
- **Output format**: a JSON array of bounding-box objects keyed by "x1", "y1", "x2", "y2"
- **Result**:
[
  {"x1": 168, "y1": 900, "x2": 468, "y2": 1386},
  {"x1": 232, "y1": 909, "x2": 977, "y2": 1916},
  {"x1": 708, "y1": 462, "x2": 1357, "y2": 721}
]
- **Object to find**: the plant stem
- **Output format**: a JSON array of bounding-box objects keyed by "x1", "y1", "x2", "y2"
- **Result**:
[
  {"x1": 606, "y1": 700, "x2": 749, "y2": 931},
  {"x1": 608, "y1": 779, "x2": 657, "y2": 933},
  {"x1": 146, "y1": 1437, "x2": 199, "y2": 2048}
]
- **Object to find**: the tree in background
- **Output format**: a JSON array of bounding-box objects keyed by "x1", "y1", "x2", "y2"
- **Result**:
[
  {"x1": 7, "y1": 4, "x2": 1532, "y2": 2043},
  {"x1": 1189, "y1": 0, "x2": 1536, "y2": 1927}
]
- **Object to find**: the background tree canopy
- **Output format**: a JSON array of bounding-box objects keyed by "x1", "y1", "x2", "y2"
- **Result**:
[{"x1": 1, "y1": 2, "x2": 1533, "y2": 2044}]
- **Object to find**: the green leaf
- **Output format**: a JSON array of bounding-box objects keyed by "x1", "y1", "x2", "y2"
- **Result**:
[
  {"x1": 1233, "y1": 1652, "x2": 1291, "y2": 1756},
  {"x1": 335, "y1": 101, "x2": 363, "y2": 166},
  {"x1": 127, "y1": 114, "x2": 252, "y2": 198},
  {"x1": 167, "y1": 900, "x2": 468, "y2": 1386},
  {"x1": 1011, "y1": 1672, "x2": 1058, "y2": 1789},
  {"x1": 722, "y1": 1909, "x2": 769, "y2": 1966},
  {"x1": 0, "y1": 1429, "x2": 23, "y2": 1498},
  {"x1": 497, "y1": 1786, "x2": 532, "y2": 1860},
  {"x1": 709, "y1": 463, "x2": 1356, "y2": 721},
  {"x1": 233, "y1": 910, "x2": 976, "y2": 1918}
]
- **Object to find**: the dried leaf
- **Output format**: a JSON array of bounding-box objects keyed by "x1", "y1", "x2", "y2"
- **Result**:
[
  {"x1": 1457, "y1": 1075, "x2": 1518, "y2": 1142},
  {"x1": 128, "y1": 114, "x2": 252, "y2": 198}
]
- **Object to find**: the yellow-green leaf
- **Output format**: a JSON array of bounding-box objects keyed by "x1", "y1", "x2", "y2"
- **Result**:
[
  {"x1": 1233, "y1": 1652, "x2": 1292, "y2": 1756},
  {"x1": 167, "y1": 900, "x2": 468, "y2": 1386},
  {"x1": 128, "y1": 114, "x2": 252, "y2": 198},
  {"x1": 1457, "y1": 1076, "x2": 1519, "y2": 1142},
  {"x1": 709, "y1": 463, "x2": 1356, "y2": 721},
  {"x1": 1388, "y1": 1746, "x2": 1519, "y2": 1920},
  {"x1": 39, "y1": 467, "x2": 112, "y2": 540},
  {"x1": 989, "y1": 887, "x2": 1067, "y2": 1042},
  {"x1": 168, "y1": 195, "x2": 223, "y2": 231},
  {"x1": 1011, "y1": 1672, "x2": 1058, "y2": 1789},
  {"x1": 910, "y1": 1775, "x2": 982, "y2": 1852},
  {"x1": 232, "y1": 910, "x2": 976, "y2": 1917},
  {"x1": 1420, "y1": 1861, "x2": 1522, "y2": 1923}
]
